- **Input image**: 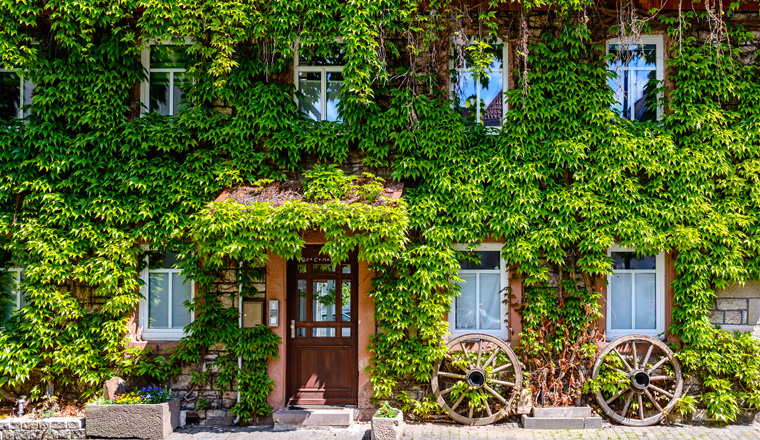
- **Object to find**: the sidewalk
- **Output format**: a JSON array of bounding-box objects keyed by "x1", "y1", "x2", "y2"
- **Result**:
[{"x1": 170, "y1": 421, "x2": 760, "y2": 440}]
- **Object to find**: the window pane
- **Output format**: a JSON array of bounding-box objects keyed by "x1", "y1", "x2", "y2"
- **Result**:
[
  {"x1": 481, "y1": 66, "x2": 503, "y2": 127},
  {"x1": 298, "y1": 71, "x2": 321, "y2": 120},
  {"x1": 610, "y1": 273, "x2": 632, "y2": 329},
  {"x1": 313, "y1": 280, "x2": 336, "y2": 322},
  {"x1": 150, "y1": 45, "x2": 188, "y2": 69},
  {"x1": 326, "y1": 71, "x2": 342, "y2": 122},
  {"x1": 479, "y1": 273, "x2": 501, "y2": 329},
  {"x1": 149, "y1": 72, "x2": 170, "y2": 115},
  {"x1": 171, "y1": 273, "x2": 192, "y2": 329},
  {"x1": 148, "y1": 273, "x2": 169, "y2": 328},
  {"x1": 298, "y1": 45, "x2": 346, "y2": 66},
  {"x1": 341, "y1": 280, "x2": 351, "y2": 322},
  {"x1": 460, "y1": 251, "x2": 500, "y2": 270},
  {"x1": 454, "y1": 71, "x2": 477, "y2": 123},
  {"x1": 611, "y1": 252, "x2": 656, "y2": 270},
  {"x1": 21, "y1": 79, "x2": 33, "y2": 117},
  {"x1": 0, "y1": 71, "x2": 21, "y2": 120},
  {"x1": 634, "y1": 273, "x2": 657, "y2": 329},
  {"x1": 17, "y1": 271, "x2": 27, "y2": 308},
  {"x1": 172, "y1": 73, "x2": 187, "y2": 116},
  {"x1": 456, "y1": 274, "x2": 477, "y2": 329},
  {"x1": 608, "y1": 44, "x2": 657, "y2": 121},
  {"x1": 1, "y1": 271, "x2": 16, "y2": 324},
  {"x1": 149, "y1": 252, "x2": 184, "y2": 269}
]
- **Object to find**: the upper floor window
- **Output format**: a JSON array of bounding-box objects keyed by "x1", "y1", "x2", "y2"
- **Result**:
[
  {"x1": 141, "y1": 44, "x2": 189, "y2": 116},
  {"x1": 294, "y1": 44, "x2": 344, "y2": 121},
  {"x1": 449, "y1": 244, "x2": 508, "y2": 338},
  {"x1": 0, "y1": 69, "x2": 33, "y2": 120},
  {"x1": 450, "y1": 38, "x2": 508, "y2": 128},
  {"x1": 607, "y1": 246, "x2": 665, "y2": 340},
  {"x1": 606, "y1": 35, "x2": 664, "y2": 121},
  {"x1": 1, "y1": 267, "x2": 25, "y2": 326},
  {"x1": 139, "y1": 252, "x2": 193, "y2": 340}
]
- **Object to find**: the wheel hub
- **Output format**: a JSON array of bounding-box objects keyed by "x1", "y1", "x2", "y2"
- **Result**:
[
  {"x1": 466, "y1": 367, "x2": 487, "y2": 389},
  {"x1": 630, "y1": 369, "x2": 650, "y2": 391}
]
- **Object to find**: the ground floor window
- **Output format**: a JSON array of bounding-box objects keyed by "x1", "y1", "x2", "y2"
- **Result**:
[
  {"x1": 1, "y1": 267, "x2": 24, "y2": 325},
  {"x1": 607, "y1": 246, "x2": 665, "y2": 339},
  {"x1": 139, "y1": 252, "x2": 193, "y2": 340},
  {"x1": 449, "y1": 244, "x2": 508, "y2": 338}
]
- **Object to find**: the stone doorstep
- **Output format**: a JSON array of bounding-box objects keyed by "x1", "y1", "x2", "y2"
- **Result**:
[
  {"x1": 521, "y1": 414, "x2": 603, "y2": 429},
  {"x1": 532, "y1": 406, "x2": 594, "y2": 418},
  {"x1": 272, "y1": 408, "x2": 355, "y2": 429}
]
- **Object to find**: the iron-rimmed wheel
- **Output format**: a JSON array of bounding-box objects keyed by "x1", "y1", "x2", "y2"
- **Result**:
[
  {"x1": 431, "y1": 333, "x2": 523, "y2": 425},
  {"x1": 592, "y1": 334, "x2": 683, "y2": 426}
]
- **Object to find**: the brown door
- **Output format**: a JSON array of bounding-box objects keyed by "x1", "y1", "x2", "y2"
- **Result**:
[{"x1": 287, "y1": 247, "x2": 358, "y2": 405}]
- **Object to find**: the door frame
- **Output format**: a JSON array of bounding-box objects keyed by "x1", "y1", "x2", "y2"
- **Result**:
[{"x1": 285, "y1": 246, "x2": 359, "y2": 405}]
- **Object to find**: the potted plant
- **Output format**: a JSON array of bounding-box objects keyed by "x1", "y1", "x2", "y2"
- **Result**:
[
  {"x1": 371, "y1": 401, "x2": 404, "y2": 440},
  {"x1": 86, "y1": 386, "x2": 180, "y2": 440}
]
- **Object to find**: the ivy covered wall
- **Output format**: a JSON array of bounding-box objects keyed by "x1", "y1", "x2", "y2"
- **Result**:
[{"x1": 0, "y1": 0, "x2": 760, "y2": 424}]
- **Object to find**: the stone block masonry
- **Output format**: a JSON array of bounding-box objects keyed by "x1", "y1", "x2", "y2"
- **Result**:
[{"x1": 0, "y1": 417, "x2": 85, "y2": 440}]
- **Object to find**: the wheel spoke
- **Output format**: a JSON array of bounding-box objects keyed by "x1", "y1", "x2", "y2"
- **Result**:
[
  {"x1": 438, "y1": 372, "x2": 466, "y2": 380},
  {"x1": 491, "y1": 363, "x2": 513, "y2": 374},
  {"x1": 451, "y1": 394, "x2": 465, "y2": 411},
  {"x1": 460, "y1": 343, "x2": 472, "y2": 369},
  {"x1": 483, "y1": 384, "x2": 507, "y2": 404},
  {"x1": 613, "y1": 348, "x2": 633, "y2": 372},
  {"x1": 649, "y1": 376, "x2": 674, "y2": 381},
  {"x1": 482, "y1": 391, "x2": 493, "y2": 417},
  {"x1": 642, "y1": 343, "x2": 655, "y2": 369},
  {"x1": 621, "y1": 391, "x2": 633, "y2": 417},
  {"x1": 483, "y1": 348, "x2": 501, "y2": 368},
  {"x1": 649, "y1": 385, "x2": 674, "y2": 399},
  {"x1": 440, "y1": 385, "x2": 456, "y2": 396},
  {"x1": 468, "y1": 405, "x2": 474, "y2": 419},
  {"x1": 647, "y1": 356, "x2": 669, "y2": 375},
  {"x1": 489, "y1": 379, "x2": 515, "y2": 387},
  {"x1": 605, "y1": 387, "x2": 628, "y2": 405},
  {"x1": 632, "y1": 342, "x2": 638, "y2": 369},
  {"x1": 477, "y1": 342, "x2": 483, "y2": 367},
  {"x1": 644, "y1": 389, "x2": 663, "y2": 413},
  {"x1": 637, "y1": 393, "x2": 644, "y2": 420}
]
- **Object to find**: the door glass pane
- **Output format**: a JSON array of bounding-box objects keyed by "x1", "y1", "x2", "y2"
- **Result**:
[
  {"x1": 149, "y1": 72, "x2": 170, "y2": 115},
  {"x1": 296, "y1": 280, "x2": 307, "y2": 322},
  {"x1": 148, "y1": 273, "x2": 169, "y2": 328},
  {"x1": 456, "y1": 274, "x2": 477, "y2": 329},
  {"x1": 341, "y1": 327, "x2": 351, "y2": 337},
  {"x1": 341, "y1": 281, "x2": 351, "y2": 322},
  {"x1": 298, "y1": 71, "x2": 321, "y2": 120},
  {"x1": 313, "y1": 327, "x2": 336, "y2": 337},
  {"x1": 479, "y1": 274, "x2": 501, "y2": 329},
  {"x1": 634, "y1": 273, "x2": 657, "y2": 329},
  {"x1": 0, "y1": 71, "x2": 21, "y2": 120},
  {"x1": 172, "y1": 273, "x2": 192, "y2": 329},
  {"x1": 313, "y1": 264, "x2": 335, "y2": 274},
  {"x1": 610, "y1": 273, "x2": 632, "y2": 330},
  {"x1": 326, "y1": 72, "x2": 342, "y2": 122},
  {"x1": 313, "y1": 280, "x2": 336, "y2": 322},
  {"x1": 341, "y1": 265, "x2": 351, "y2": 274},
  {"x1": 297, "y1": 328, "x2": 306, "y2": 337}
]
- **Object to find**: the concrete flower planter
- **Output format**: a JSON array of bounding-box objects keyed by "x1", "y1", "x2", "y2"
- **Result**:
[
  {"x1": 86, "y1": 398, "x2": 180, "y2": 440},
  {"x1": 371, "y1": 409, "x2": 404, "y2": 440}
]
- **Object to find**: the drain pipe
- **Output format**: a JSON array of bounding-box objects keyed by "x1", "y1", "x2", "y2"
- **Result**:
[{"x1": 232, "y1": 263, "x2": 243, "y2": 425}]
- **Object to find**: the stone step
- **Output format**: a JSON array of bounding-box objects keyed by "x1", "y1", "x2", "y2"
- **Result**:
[
  {"x1": 521, "y1": 414, "x2": 603, "y2": 429},
  {"x1": 531, "y1": 406, "x2": 595, "y2": 418},
  {"x1": 273, "y1": 407, "x2": 355, "y2": 429}
]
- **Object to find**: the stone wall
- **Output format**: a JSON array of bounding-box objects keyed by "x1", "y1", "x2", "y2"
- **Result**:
[
  {"x1": 709, "y1": 281, "x2": 760, "y2": 338},
  {"x1": 0, "y1": 417, "x2": 85, "y2": 440}
]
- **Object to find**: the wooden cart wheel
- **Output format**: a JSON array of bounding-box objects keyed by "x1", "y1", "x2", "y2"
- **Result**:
[
  {"x1": 592, "y1": 334, "x2": 683, "y2": 426},
  {"x1": 431, "y1": 333, "x2": 523, "y2": 425}
]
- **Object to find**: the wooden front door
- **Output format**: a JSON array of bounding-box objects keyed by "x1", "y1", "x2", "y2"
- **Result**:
[{"x1": 287, "y1": 247, "x2": 358, "y2": 405}]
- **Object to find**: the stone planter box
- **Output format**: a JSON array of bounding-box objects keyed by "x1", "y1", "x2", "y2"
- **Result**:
[
  {"x1": 371, "y1": 410, "x2": 403, "y2": 440},
  {"x1": 86, "y1": 398, "x2": 180, "y2": 440}
]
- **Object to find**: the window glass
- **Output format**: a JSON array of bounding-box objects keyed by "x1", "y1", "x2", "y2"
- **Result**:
[
  {"x1": 453, "y1": 248, "x2": 505, "y2": 334},
  {"x1": 455, "y1": 273, "x2": 478, "y2": 329},
  {"x1": 298, "y1": 45, "x2": 346, "y2": 66},
  {"x1": 452, "y1": 41, "x2": 505, "y2": 127},
  {"x1": 610, "y1": 272, "x2": 633, "y2": 329},
  {"x1": 295, "y1": 45, "x2": 344, "y2": 121},
  {"x1": 608, "y1": 250, "x2": 660, "y2": 335},
  {"x1": 1, "y1": 270, "x2": 17, "y2": 324},
  {"x1": 146, "y1": 252, "x2": 192, "y2": 332},
  {"x1": 313, "y1": 280, "x2": 336, "y2": 322},
  {"x1": 0, "y1": 71, "x2": 32, "y2": 120},
  {"x1": 325, "y1": 72, "x2": 343, "y2": 122},
  {"x1": 298, "y1": 71, "x2": 321, "y2": 120},
  {"x1": 634, "y1": 273, "x2": 657, "y2": 329},
  {"x1": 608, "y1": 43, "x2": 658, "y2": 121},
  {"x1": 611, "y1": 252, "x2": 656, "y2": 270},
  {"x1": 148, "y1": 272, "x2": 169, "y2": 329},
  {"x1": 148, "y1": 45, "x2": 188, "y2": 116},
  {"x1": 460, "y1": 251, "x2": 500, "y2": 270}
]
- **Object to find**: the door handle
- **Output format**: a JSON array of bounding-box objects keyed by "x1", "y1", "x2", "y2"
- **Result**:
[{"x1": 290, "y1": 320, "x2": 295, "y2": 338}]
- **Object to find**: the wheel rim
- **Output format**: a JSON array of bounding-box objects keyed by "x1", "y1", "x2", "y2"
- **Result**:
[
  {"x1": 431, "y1": 333, "x2": 523, "y2": 425},
  {"x1": 592, "y1": 334, "x2": 683, "y2": 426}
]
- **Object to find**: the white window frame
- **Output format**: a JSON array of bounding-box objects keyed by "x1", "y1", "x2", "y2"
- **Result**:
[
  {"x1": 140, "y1": 38, "x2": 192, "y2": 116},
  {"x1": 449, "y1": 243, "x2": 509, "y2": 339},
  {"x1": 605, "y1": 34, "x2": 664, "y2": 121},
  {"x1": 138, "y1": 252, "x2": 194, "y2": 340},
  {"x1": 1, "y1": 267, "x2": 23, "y2": 326},
  {"x1": 293, "y1": 41, "x2": 344, "y2": 121},
  {"x1": 606, "y1": 245, "x2": 665, "y2": 340},
  {"x1": 449, "y1": 37, "x2": 509, "y2": 130},
  {"x1": 0, "y1": 69, "x2": 32, "y2": 119}
]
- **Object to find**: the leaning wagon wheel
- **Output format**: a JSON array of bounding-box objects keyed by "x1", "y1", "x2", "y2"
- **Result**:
[
  {"x1": 592, "y1": 334, "x2": 683, "y2": 426},
  {"x1": 431, "y1": 333, "x2": 523, "y2": 426}
]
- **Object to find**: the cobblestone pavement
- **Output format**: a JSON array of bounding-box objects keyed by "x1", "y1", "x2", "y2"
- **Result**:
[{"x1": 169, "y1": 422, "x2": 760, "y2": 440}]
